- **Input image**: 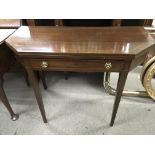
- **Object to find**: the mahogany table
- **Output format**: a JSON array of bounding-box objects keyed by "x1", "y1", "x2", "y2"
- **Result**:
[
  {"x1": 0, "y1": 29, "x2": 19, "y2": 121},
  {"x1": 6, "y1": 26, "x2": 155, "y2": 126}
]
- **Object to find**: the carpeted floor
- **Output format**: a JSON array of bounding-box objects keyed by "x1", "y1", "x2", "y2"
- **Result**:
[{"x1": 0, "y1": 67, "x2": 155, "y2": 135}]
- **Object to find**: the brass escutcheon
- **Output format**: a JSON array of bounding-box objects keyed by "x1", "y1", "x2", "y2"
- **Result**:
[
  {"x1": 105, "y1": 62, "x2": 112, "y2": 70},
  {"x1": 41, "y1": 61, "x2": 48, "y2": 68}
]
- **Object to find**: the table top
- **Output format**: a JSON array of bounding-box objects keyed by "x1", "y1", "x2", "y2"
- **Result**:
[
  {"x1": 0, "y1": 19, "x2": 21, "y2": 28},
  {"x1": 5, "y1": 26, "x2": 155, "y2": 58},
  {"x1": 0, "y1": 29, "x2": 16, "y2": 44}
]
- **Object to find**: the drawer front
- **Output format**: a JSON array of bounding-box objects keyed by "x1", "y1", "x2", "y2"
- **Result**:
[{"x1": 29, "y1": 59, "x2": 125, "y2": 72}]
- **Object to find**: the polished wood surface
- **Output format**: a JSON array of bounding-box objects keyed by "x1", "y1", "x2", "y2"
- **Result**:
[
  {"x1": 26, "y1": 68, "x2": 47, "y2": 123},
  {"x1": 0, "y1": 19, "x2": 21, "y2": 28},
  {"x1": 5, "y1": 26, "x2": 155, "y2": 125},
  {"x1": 142, "y1": 27, "x2": 155, "y2": 63},
  {"x1": 110, "y1": 71, "x2": 128, "y2": 126},
  {"x1": 6, "y1": 26, "x2": 155, "y2": 57},
  {"x1": 26, "y1": 20, "x2": 51, "y2": 90}
]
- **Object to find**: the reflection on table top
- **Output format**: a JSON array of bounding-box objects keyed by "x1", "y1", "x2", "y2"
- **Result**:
[
  {"x1": 5, "y1": 26, "x2": 155, "y2": 57},
  {"x1": 0, "y1": 29, "x2": 16, "y2": 44},
  {"x1": 0, "y1": 19, "x2": 21, "y2": 28}
]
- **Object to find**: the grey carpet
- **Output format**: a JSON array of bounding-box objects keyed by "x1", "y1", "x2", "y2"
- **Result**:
[{"x1": 0, "y1": 67, "x2": 155, "y2": 135}]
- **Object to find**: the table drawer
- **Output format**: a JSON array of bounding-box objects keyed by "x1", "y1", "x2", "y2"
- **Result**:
[{"x1": 29, "y1": 59, "x2": 125, "y2": 72}]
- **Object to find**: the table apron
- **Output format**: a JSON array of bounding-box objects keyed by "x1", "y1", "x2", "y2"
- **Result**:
[{"x1": 23, "y1": 58, "x2": 130, "y2": 72}]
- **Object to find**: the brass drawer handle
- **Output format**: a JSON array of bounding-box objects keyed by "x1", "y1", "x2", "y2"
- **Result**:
[
  {"x1": 41, "y1": 61, "x2": 48, "y2": 68},
  {"x1": 105, "y1": 62, "x2": 112, "y2": 70}
]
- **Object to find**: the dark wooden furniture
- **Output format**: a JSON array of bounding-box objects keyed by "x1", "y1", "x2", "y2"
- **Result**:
[
  {"x1": 0, "y1": 19, "x2": 30, "y2": 87},
  {"x1": 25, "y1": 19, "x2": 58, "y2": 26},
  {"x1": 61, "y1": 19, "x2": 122, "y2": 26},
  {"x1": 25, "y1": 19, "x2": 122, "y2": 27},
  {"x1": 24, "y1": 19, "x2": 153, "y2": 83},
  {"x1": 25, "y1": 19, "x2": 62, "y2": 89},
  {"x1": 121, "y1": 19, "x2": 153, "y2": 26},
  {"x1": 57, "y1": 19, "x2": 153, "y2": 27},
  {"x1": 0, "y1": 29, "x2": 19, "y2": 120},
  {"x1": 6, "y1": 26, "x2": 155, "y2": 126}
]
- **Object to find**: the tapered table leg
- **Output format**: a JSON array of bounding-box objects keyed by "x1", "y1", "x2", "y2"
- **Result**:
[
  {"x1": 64, "y1": 71, "x2": 71, "y2": 80},
  {"x1": 0, "y1": 74, "x2": 19, "y2": 121},
  {"x1": 110, "y1": 71, "x2": 128, "y2": 126},
  {"x1": 24, "y1": 70, "x2": 30, "y2": 87},
  {"x1": 26, "y1": 68, "x2": 47, "y2": 123},
  {"x1": 40, "y1": 71, "x2": 47, "y2": 90}
]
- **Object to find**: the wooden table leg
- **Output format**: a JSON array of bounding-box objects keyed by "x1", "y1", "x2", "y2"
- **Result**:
[
  {"x1": 26, "y1": 68, "x2": 47, "y2": 123},
  {"x1": 24, "y1": 70, "x2": 30, "y2": 87},
  {"x1": 39, "y1": 71, "x2": 47, "y2": 90},
  {"x1": 0, "y1": 74, "x2": 19, "y2": 121},
  {"x1": 110, "y1": 71, "x2": 128, "y2": 126}
]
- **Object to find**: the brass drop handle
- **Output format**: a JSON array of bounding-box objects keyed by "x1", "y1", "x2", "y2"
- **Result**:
[
  {"x1": 41, "y1": 61, "x2": 48, "y2": 68},
  {"x1": 105, "y1": 62, "x2": 112, "y2": 70}
]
